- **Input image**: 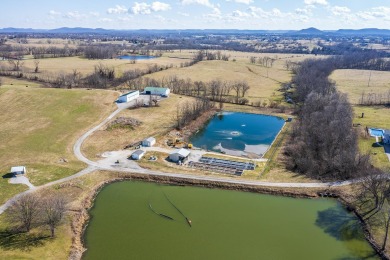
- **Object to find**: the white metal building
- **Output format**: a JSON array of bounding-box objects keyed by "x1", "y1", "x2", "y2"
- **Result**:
[
  {"x1": 142, "y1": 137, "x2": 156, "y2": 147},
  {"x1": 117, "y1": 90, "x2": 140, "y2": 103},
  {"x1": 10, "y1": 166, "x2": 26, "y2": 175},
  {"x1": 169, "y1": 148, "x2": 190, "y2": 163},
  {"x1": 144, "y1": 87, "x2": 170, "y2": 97},
  {"x1": 131, "y1": 150, "x2": 145, "y2": 160}
]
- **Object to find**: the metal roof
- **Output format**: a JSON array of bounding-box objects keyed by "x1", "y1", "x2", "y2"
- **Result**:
[
  {"x1": 132, "y1": 150, "x2": 145, "y2": 156},
  {"x1": 144, "y1": 87, "x2": 169, "y2": 91},
  {"x1": 144, "y1": 137, "x2": 156, "y2": 142},
  {"x1": 119, "y1": 90, "x2": 139, "y2": 97},
  {"x1": 10, "y1": 166, "x2": 25, "y2": 173},
  {"x1": 170, "y1": 148, "x2": 190, "y2": 157}
]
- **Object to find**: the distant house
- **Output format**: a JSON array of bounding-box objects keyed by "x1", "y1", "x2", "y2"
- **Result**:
[
  {"x1": 142, "y1": 137, "x2": 156, "y2": 147},
  {"x1": 169, "y1": 148, "x2": 190, "y2": 163},
  {"x1": 117, "y1": 90, "x2": 139, "y2": 103},
  {"x1": 10, "y1": 166, "x2": 26, "y2": 175},
  {"x1": 384, "y1": 130, "x2": 390, "y2": 144},
  {"x1": 143, "y1": 87, "x2": 170, "y2": 97},
  {"x1": 131, "y1": 150, "x2": 145, "y2": 160}
]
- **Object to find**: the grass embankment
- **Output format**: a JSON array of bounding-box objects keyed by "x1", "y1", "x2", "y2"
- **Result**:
[
  {"x1": 331, "y1": 69, "x2": 390, "y2": 171},
  {"x1": 0, "y1": 170, "x2": 118, "y2": 260},
  {"x1": 0, "y1": 84, "x2": 117, "y2": 203}
]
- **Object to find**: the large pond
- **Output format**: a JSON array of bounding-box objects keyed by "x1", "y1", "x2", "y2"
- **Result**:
[
  {"x1": 190, "y1": 112, "x2": 285, "y2": 157},
  {"x1": 83, "y1": 181, "x2": 377, "y2": 260},
  {"x1": 118, "y1": 55, "x2": 156, "y2": 60}
]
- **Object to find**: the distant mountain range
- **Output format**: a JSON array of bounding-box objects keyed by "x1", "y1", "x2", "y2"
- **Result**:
[{"x1": 0, "y1": 27, "x2": 390, "y2": 36}]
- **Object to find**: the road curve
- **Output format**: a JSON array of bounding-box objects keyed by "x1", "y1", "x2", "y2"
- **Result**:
[{"x1": 0, "y1": 101, "x2": 356, "y2": 215}]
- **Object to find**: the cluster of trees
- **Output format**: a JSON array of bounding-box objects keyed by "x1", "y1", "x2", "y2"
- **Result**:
[
  {"x1": 82, "y1": 45, "x2": 121, "y2": 59},
  {"x1": 357, "y1": 171, "x2": 390, "y2": 252},
  {"x1": 32, "y1": 45, "x2": 81, "y2": 59},
  {"x1": 173, "y1": 98, "x2": 214, "y2": 129},
  {"x1": 7, "y1": 193, "x2": 67, "y2": 237},
  {"x1": 249, "y1": 56, "x2": 276, "y2": 67},
  {"x1": 126, "y1": 75, "x2": 250, "y2": 105},
  {"x1": 359, "y1": 90, "x2": 390, "y2": 106}
]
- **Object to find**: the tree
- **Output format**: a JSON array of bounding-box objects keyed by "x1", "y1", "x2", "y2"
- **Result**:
[
  {"x1": 8, "y1": 57, "x2": 24, "y2": 71},
  {"x1": 7, "y1": 193, "x2": 40, "y2": 232},
  {"x1": 34, "y1": 60, "x2": 40, "y2": 73},
  {"x1": 41, "y1": 196, "x2": 66, "y2": 237}
]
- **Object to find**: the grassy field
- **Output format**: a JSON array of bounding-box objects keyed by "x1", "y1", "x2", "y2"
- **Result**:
[
  {"x1": 331, "y1": 69, "x2": 390, "y2": 170},
  {"x1": 0, "y1": 84, "x2": 117, "y2": 202},
  {"x1": 330, "y1": 69, "x2": 390, "y2": 104}
]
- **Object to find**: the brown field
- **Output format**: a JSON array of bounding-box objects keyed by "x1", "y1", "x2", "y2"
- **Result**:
[
  {"x1": 82, "y1": 94, "x2": 195, "y2": 159},
  {"x1": 0, "y1": 85, "x2": 117, "y2": 203},
  {"x1": 330, "y1": 69, "x2": 390, "y2": 104}
]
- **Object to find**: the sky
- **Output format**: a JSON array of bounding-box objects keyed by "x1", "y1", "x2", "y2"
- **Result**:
[{"x1": 2, "y1": 0, "x2": 390, "y2": 30}]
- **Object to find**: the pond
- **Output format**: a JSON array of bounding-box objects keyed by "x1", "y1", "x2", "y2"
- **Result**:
[
  {"x1": 83, "y1": 181, "x2": 377, "y2": 260},
  {"x1": 189, "y1": 112, "x2": 285, "y2": 157},
  {"x1": 118, "y1": 55, "x2": 156, "y2": 60}
]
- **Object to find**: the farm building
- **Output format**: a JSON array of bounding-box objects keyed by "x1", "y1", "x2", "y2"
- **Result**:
[
  {"x1": 131, "y1": 150, "x2": 145, "y2": 160},
  {"x1": 10, "y1": 166, "x2": 26, "y2": 175},
  {"x1": 143, "y1": 87, "x2": 170, "y2": 97},
  {"x1": 169, "y1": 148, "x2": 191, "y2": 163},
  {"x1": 384, "y1": 130, "x2": 390, "y2": 144},
  {"x1": 142, "y1": 137, "x2": 156, "y2": 147},
  {"x1": 117, "y1": 90, "x2": 139, "y2": 103}
]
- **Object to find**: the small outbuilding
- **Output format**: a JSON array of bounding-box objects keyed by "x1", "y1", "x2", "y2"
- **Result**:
[
  {"x1": 131, "y1": 150, "x2": 145, "y2": 160},
  {"x1": 144, "y1": 87, "x2": 170, "y2": 97},
  {"x1": 10, "y1": 166, "x2": 26, "y2": 175},
  {"x1": 117, "y1": 90, "x2": 140, "y2": 103},
  {"x1": 142, "y1": 137, "x2": 156, "y2": 147},
  {"x1": 169, "y1": 148, "x2": 190, "y2": 163}
]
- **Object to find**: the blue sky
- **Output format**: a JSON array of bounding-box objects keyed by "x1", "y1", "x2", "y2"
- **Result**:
[{"x1": 2, "y1": 0, "x2": 390, "y2": 30}]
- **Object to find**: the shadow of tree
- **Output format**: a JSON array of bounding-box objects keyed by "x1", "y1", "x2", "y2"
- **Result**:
[
  {"x1": 2, "y1": 173, "x2": 15, "y2": 179},
  {"x1": 0, "y1": 229, "x2": 50, "y2": 251},
  {"x1": 315, "y1": 206, "x2": 364, "y2": 241}
]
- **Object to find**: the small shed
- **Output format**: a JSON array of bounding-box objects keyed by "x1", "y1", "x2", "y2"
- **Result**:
[
  {"x1": 131, "y1": 150, "x2": 145, "y2": 160},
  {"x1": 117, "y1": 90, "x2": 140, "y2": 103},
  {"x1": 144, "y1": 87, "x2": 170, "y2": 97},
  {"x1": 142, "y1": 137, "x2": 156, "y2": 147},
  {"x1": 169, "y1": 148, "x2": 190, "y2": 163},
  {"x1": 384, "y1": 130, "x2": 390, "y2": 144},
  {"x1": 10, "y1": 166, "x2": 26, "y2": 175}
]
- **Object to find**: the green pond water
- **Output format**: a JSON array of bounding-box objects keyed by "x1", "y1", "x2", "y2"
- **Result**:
[{"x1": 83, "y1": 181, "x2": 377, "y2": 260}]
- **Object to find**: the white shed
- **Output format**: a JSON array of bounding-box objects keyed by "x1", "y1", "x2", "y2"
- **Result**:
[
  {"x1": 169, "y1": 148, "x2": 191, "y2": 163},
  {"x1": 144, "y1": 87, "x2": 170, "y2": 97},
  {"x1": 131, "y1": 150, "x2": 145, "y2": 160},
  {"x1": 10, "y1": 166, "x2": 26, "y2": 175},
  {"x1": 117, "y1": 90, "x2": 140, "y2": 103},
  {"x1": 142, "y1": 137, "x2": 156, "y2": 147}
]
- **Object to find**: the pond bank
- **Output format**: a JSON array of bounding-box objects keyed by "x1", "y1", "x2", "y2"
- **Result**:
[{"x1": 68, "y1": 171, "x2": 386, "y2": 260}]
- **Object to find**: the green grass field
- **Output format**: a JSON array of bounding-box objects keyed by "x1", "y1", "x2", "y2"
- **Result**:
[{"x1": 0, "y1": 83, "x2": 117, "y2": 203}]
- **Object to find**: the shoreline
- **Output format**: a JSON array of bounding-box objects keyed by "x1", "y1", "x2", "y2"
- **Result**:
[{"x1": 68, "y1": 172, "x2": 388, "y2": 260}]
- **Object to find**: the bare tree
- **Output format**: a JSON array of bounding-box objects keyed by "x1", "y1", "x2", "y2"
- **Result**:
[
  {"x1": 7, "y1": 193, "x2": 40, "y2": 232},
  {"x1": 8, "y1": 57, "x2": 24, "y2": 71},
  {"x1": 34, "y1": 60, "x2": 40, "y2": 73},
  {"x1": 41, "y1": 195, "x2": 66, "y2": 237},
  {"x1": 241, "y1": 81, "x2": 250, "y2": 97}
]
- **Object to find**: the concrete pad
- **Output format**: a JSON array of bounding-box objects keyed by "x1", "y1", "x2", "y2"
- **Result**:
[{"x1": 9, "y1": 175, "x2": 35, "y2": 189}]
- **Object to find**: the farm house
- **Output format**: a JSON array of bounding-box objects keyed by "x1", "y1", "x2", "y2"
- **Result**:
[
  {"x1": 131, "y1": 150, "x2": 145, "y2": 160},
  {"x1": 143, "y1": 87, "x2": 170, "y2": 97},
  {"x1": 169, "y1": 148, "x2": 190, "y2": 163},
  {"x1": 142, "y1": 137, "x2": 156, "y2": 147},
  {"x1": 10, "y1": 166, "x2": 26, "y2": 175},
  {"x1": 117, "y1": 90, "x2": 139, "y2": 103}
]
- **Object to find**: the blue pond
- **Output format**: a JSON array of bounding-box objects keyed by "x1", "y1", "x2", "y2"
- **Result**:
[
  {"x1": 190, "y1": 112, "x2": 285, "y2": 157},
  {"x1": 118, "y1": 55, "x2": 156, "y2": 60}
]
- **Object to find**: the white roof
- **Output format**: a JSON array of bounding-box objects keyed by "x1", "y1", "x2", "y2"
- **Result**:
[
  {"x1": 144, "y1": 137, "x2": 156, "y2": 142},
  {"x1": 11, "y1": 166, "x2": 25, "y2": 172},
  {"x1": 170, "y1": 148, "x2": 190, "y2": 157}
]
